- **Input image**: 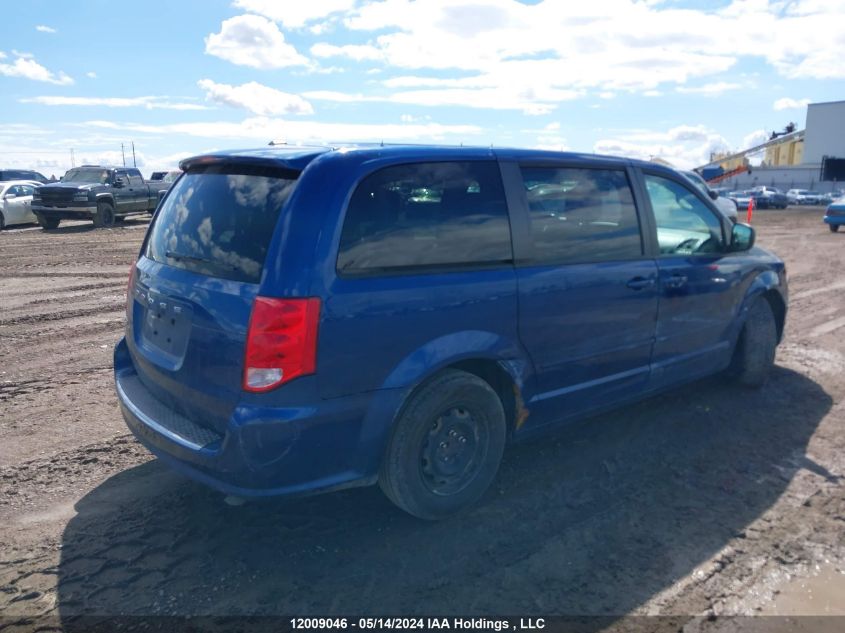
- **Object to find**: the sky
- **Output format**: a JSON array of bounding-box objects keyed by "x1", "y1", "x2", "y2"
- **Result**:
[{"x1": 1, "y1": 0, "x2": 843, "y2": 176}]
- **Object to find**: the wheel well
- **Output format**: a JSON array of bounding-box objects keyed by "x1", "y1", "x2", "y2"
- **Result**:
[
  {"x1": 448, "y1": 359, "x2": 523, "y2": 437},
  {"x1": 762, "y1": 289, "x2": 786, "y2": 343}
]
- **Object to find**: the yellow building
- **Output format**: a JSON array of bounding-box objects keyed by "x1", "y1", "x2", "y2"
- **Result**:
[
  {"x1": 710, "y1": 151, "x2": 749, "y2": 171},
  {"x1": 765, "y1": 137, "x2": 804, "y2": 166}
]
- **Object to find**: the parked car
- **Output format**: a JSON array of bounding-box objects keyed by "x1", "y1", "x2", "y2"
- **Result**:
[
  {"x1": 149, "y1": 170, "x2": 182, "y2": 183},
  {"x1": 115, "y1": 145, "x2": 787, "y2": 520},
  {"x1": 730, "y1": 191, "x2": 755, "y2": 211},
  {"x1": 824, "y1": 196, "x2": 845, "y2": 232},
  {"x1": 750, "y1": 186, "x2": 788, "y2": 209},
  {"x1": 681, "y1": 170, "x2": 739, "y2": 222},
  {"x1": 32, "y1": 165, "x2": 172, "y2": 229},
  {"x1": 0, "y1": 169, "x2": 48, "y2": 184},
  {"x1": 0, "y1": 180, "x2": 40, "y2": 229},
  {"x1": 786, "y1": 189, "x2": 823, "y2": 205},
  {"x1": 818, "y1": 191, "x2": 840, "y2": 205}
]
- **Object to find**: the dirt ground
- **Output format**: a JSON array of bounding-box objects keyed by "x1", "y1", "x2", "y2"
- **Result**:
[{"x1": 1, "y1": 209, "x2": 843, "y2": 631}]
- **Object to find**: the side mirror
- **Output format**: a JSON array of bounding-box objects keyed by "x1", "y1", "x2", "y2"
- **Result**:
[
  {"x1": 3, "y1": 193, "x2": 16, "y2": 200},
  {"x1": 730, "y1": 223, "x2": 755, "y2": 252},
  {"x1": 113, "y1": 177, "x2": 125, "y2": 188},
  {"x1": 708, "y1": 190, "x2": 719, "y2": 201}
]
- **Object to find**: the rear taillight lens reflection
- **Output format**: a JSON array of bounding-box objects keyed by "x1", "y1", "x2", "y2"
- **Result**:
[
  {"x1": 126, "y1": 263, "x2": 136, "y2": 318},
  {"x1": 243, "y1": 297, "x2": 320, "y2": 392}
]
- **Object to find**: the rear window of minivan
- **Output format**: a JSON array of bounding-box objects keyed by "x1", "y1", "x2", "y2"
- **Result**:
[
  {"x1": 337, "y1": 161, "x2": 512, "y2": 274},
  {"x1": 145, "y1": 164, "x2": 297, "y2": 283}
]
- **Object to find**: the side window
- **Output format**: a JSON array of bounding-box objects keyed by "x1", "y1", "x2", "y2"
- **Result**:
[
  {"x1": 128, "y1": 169, "x2": 144, "y2": 187},
  {"x1": 20, "y1": 185, "x2": 35, "y2": 196},
  {"x1": 337, "y1": 161, "x2": 512, "y2": 273},
  {"x1": 6, "y1": 185, "x2": 22, "y2": 196},
  {"x1": 115, "y1": 170, "x2": 128, "y2": 184},
  {"x1": 520, "y1": 166, "x2": 643, "y2": 263},
  {"x1": 644, "y1": 174, "x2": 724, "y2": 255}
]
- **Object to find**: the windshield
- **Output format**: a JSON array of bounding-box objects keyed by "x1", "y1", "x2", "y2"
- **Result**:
[
  {"x1": 64, "y1": 169, "x2": 110, "y2": 184},
  {"x1": 144, "y1": 164, "x2": 298, "y2": 283}
]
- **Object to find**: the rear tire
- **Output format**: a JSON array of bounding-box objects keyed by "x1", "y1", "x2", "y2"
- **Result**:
[
  {"x1": 379, "y1": 369, "x2": 506, "y2": 520},
  {"x1": 830, "y1": 224, "x2": 840, "y2": 233},
  {"x1": 37, "y1": 215, "x2": 60, "y2": 230},
  {"x1": 94, "y1": 202, "x2": 115, "y2": 228},
  {"x1": 728, "y1": 297, "x2": 778, "y2": 388},
  {"x1": 0, "y1": 212, "x2": 5, "y2": 230}
]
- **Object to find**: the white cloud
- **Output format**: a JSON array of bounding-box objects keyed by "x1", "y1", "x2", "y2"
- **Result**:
[
  {"x1": 232, "y1": 0, "x2": 356, "y2": 28},
  {"x1": 743, "y1": 129, "x2": 770, "y2": 148},
  {"x1": 322, "y1": 0, "x2": 845, "y2": 99},
  {"x1": 304, "y1": 83, "x2": 580, "y2": 115},
  {"x1": 303, "y1": 90, "x2": 374, "y2": 103},
  {"x1": 82, "y1": 116, "x2": 482, "y2": 145},
  {"x1": 205, "y1": 15, "x2": 308, "y2": 69},
  {"x1": 86, "y1": 71, "x2": 97, "y2": 79},
  {"x1": 35, "y1": 25, "x2": 57, "y2": 33},
  {"x1": 773, "y1": 97, "x2": 811, "y2": 111},
  {"x1": 311, "y1": 42, "x2": 384, "y2": 62},
  {"x1": 0, "y1": 51, "x2": 72, "y2": 85},
  {"x1": 21, "y1": 95, "x2": 208, "y2": 110},
  {"x1": 594, "y1": 124, "x2": 731, "y2": 169},
  {"x1": 198, "y1": 79, "x2": 313, "y2": 116},
  {"x1": 677, "y1": 82, "x2": 743, "y2": 96}
]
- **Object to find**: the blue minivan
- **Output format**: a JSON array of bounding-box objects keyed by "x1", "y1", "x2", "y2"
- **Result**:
[{"x1": 115, "y1": 145, "x2": 787, "y2": 519}]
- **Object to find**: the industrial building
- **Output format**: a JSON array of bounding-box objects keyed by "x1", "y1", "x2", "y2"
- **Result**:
[{"x1": 701, "y1": 100, "x2": 845, "y2": 193}]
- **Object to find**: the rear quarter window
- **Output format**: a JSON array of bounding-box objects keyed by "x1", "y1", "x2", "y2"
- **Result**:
[
  {"x1": 145, "y1": 164, "x2": 298, "y2": 283},
  {"x1": 337, "y1": 161, "x2": 512, "y2": 274}
]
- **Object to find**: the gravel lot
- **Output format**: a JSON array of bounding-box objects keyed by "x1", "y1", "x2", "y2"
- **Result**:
[{"x1": 1, "y1": 209, "x2": 843, "y2": 631}]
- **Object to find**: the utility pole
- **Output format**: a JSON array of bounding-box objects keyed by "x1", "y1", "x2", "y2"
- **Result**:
[
  {"x1": 131, "y1": 141, "x2": 137, "y2": 167},
  {"x1": 70, "y1": 148, "x2": 75, "y2": 168},
  {"x1": 121, "y1": 143, "x2": 126, "y2": 167}
]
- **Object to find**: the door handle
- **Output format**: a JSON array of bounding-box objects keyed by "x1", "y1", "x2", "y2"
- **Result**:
[
  {"x1": 664, "y1": 274, "x2": 688, "y2": 289},
  {"x1": 626, "y1": 276, "x2": 656, "y2": 290}
]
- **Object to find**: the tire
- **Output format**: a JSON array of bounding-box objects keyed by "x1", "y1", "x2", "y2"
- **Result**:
[
  {"x1": 830, "y1": 224, "x2": 840, "y2": 233},
  {"x1": 728, "y1": 297, "x2": 778, "y2": 388},
  {"x1": 37, "y1": 215, "x2": 60, "y2": 230},
  {"x1": 93, "y1": 202, "x2": 116, "y2": 228},
  {"x1": 114, "y1": 215, "x2": 125, "y2": 223},
  {"x1": 0, "y1": 212, "x2": 5, "y2": 231},
  {"x1": 379, "y1": 369, "x2": 506, "y2": 520}
]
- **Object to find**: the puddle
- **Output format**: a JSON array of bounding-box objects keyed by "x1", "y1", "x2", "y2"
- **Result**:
[{"x1": 761, "y1": 563, "x2": 845, "y2": 615}]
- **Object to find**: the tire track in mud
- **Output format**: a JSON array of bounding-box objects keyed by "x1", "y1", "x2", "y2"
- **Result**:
[{"x1": 0, "y1": 304, "x2": 125, "y2": 327}]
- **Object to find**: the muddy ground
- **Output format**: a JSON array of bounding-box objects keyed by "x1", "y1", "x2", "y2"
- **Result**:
[{"x1": 1, "y1": 210, "x2": 843, "y2": 631}]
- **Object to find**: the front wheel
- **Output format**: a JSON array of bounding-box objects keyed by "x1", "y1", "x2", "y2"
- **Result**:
[
  {"x1": 93, "y1": 202, "x2": 116, "y2": 228},
  {"x1": 728, "y1": 297, "x2": 778, "y2": 388},
  {"x1": 830, "y1": 224, "x2": 840, "y2": 233},
  {"x1": 379, "y1": 369, "x2": 506, "y2": 520},
  {"x1": 37, "y1": 215, "x2": 60, "y2": 230}
]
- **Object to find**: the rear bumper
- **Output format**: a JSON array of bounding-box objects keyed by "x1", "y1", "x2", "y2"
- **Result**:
[
  {"x1": 114, "y1": 337, "x2": 400, "y2": 498},
  {"x1": 824, "y1": 213, "x2": 845, "y2": 225}
]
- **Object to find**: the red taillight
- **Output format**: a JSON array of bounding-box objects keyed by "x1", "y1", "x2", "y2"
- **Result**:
[{"x1": 243, "y1": 297, "x2": 320, "y2": 392}]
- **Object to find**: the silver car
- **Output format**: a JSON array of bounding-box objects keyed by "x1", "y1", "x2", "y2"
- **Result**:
[{"x1": 681, "y1": 170, "x2": 739, "y2": 222}]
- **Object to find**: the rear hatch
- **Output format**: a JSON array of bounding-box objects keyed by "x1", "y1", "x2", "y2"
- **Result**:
[{"x1": 126, "y1": 162, "x2": 299, "y2": 433}]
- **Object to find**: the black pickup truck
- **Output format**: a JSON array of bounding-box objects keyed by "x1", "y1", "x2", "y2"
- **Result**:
[{"x1": 32, "y1": 166, "x2": 173, "y2": 229}]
